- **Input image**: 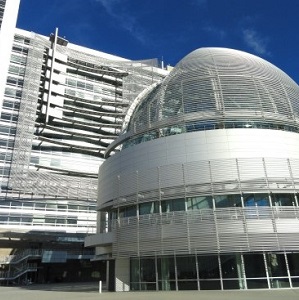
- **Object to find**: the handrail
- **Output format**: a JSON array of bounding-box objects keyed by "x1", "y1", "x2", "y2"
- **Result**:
[
  {"x1": 0, "y1": 248, "x2": 95, "y2": 281},
  {"x1": 0, "y1": 249, "x2": 42, "y2": 264},
  {"x1": 0, "y1": 248, "x2": 95, "y2": 265},
  {"x1": 0, "y1": 263, "x2": 37, "y2": 280}
]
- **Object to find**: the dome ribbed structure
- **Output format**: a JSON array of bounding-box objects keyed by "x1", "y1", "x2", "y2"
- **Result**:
[{"x1": 125, "y1": 48, "x2": 299, "y2": 143}]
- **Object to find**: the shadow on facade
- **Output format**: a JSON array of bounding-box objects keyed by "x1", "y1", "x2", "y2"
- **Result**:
[{"x1": 0, "y1": 230, "x2": 105, "y2": 286}]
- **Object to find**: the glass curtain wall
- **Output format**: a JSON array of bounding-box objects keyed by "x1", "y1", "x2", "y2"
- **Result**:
[
  {"x1": 108, "y1": 193, "x2": 297, "y2": 227},
  {"x1": 130, "y1": 252, "x2": 298, "y2": 291}
]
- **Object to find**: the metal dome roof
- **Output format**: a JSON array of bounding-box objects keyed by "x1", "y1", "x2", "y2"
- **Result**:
[{"x1": 105, "y1": 48, "x2": 299, "y2": 156}]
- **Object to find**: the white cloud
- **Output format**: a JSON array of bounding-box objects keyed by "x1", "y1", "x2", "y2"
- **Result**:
[
  {"x1": 203, "y1": 25, "x2": 226, "y2": 40},
  {"x1": 242, "y1": 29, "x2": 269, "y2": 56},
  {"x1": 94, "y1": 0, "x2": 147, "y2": 45},
  {"x1": 94, "y1": 0, "x2": 120, "y2": 13}
]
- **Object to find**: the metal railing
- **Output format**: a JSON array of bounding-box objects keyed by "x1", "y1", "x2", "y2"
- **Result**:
[
  {"x1": 0, "y1": 262, "x2": 37, "y2": 280},
  {"x1": 112, "y1": 206, "x2": 299, "y2": 258},
  {"x1": 0, "y1": 248, "x2": 41, "y2": 264}
]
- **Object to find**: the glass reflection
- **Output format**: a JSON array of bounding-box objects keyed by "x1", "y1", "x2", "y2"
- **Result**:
[{"x1": 130, "y1": 253, "x2": 299, "y2": 291}]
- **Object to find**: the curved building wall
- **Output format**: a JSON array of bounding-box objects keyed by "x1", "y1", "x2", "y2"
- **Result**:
[
  {"x1": 99, "y1": 128, "x2": 299, "y2": 205},
  {"x1": 98, "y1": 128, "x2": 299, "y2": 256},
  {"x1": 128, "y1": 47, "x2": 299, "y2": 129},
  {"x1": 94, "y1": 48, "x2": 299, "y2": 291},
  {"x1": 105, "y1": 48, "x2": 299, "y2": 156}
]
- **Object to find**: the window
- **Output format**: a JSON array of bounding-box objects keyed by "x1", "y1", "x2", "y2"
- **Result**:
[
  {"x1": 266, "y1": 253, "x2": 288, "y2": 278},
  {"x1": 243, "y1": 194, "x2": 269, "y2": 207},
  {"x1": 35, "y1": 203, "x2": 45, "y2": 209},
  {"x1": 214, "y1": 194, "x2": 242, "y2": 208},
  {"x1": 221, "y1": 255, "x2": 240, "y2": 279},
  {"x1": 271, "y1": 193, "x2": 295, "y2": 206},
  {"x1": 4, "y1": 87, "x2": 22, "y2": 99},
  {"x1": 45, "y1": 218, "x2": 56, "y2": 224},
  {"x1": 161, "y1": 198, "x2": 185, "y2": 213},
  {"x1": 67, "y1": 219, "x2": 77, "y2": 224},
  {"x1": 177, "y1": 256, "x2": 196, "y2": 280},
  {"x1": 6, "y1": 76, "x2": 24, "y2": 87},
  {"x1": 33, "y1": 217, "x2": 45, "y2": 224},
  {"x1": 14, "y1": 35, "x2": 30, "y2": 45},
  {"x1": 197, "y1": 255, "x2": 221, "y2": 290},
  {"x1": 12, "y1": 45, "x2": 29, "y2": 55},
  {"x1": 187, "y1": 196, "x2": 213, "y2": 210},
  {"x1": 243, "y1": 253, "x2": 266, "y2": 278},
  {"x1": 8, "y1": 65, "x2": 25, "y2": 76},
  {"x1": 119, "y1": 205, "x2": 137, "y2": 218},
  {"x1": 0, "y1": 216, "x2": 8, "y2": 223},
  {"x1": 21, "y1": 217, "x2": 32, "y2": 224},
  {"x1": 56, "y1": 219, "x2": 66, "y2": 224},
  {"x1": 9, "y1": 216, "x2": 20, "y2": 223},
  {"x1": 287, "y1": 253, "x2": 299, "y2": 276},
  {"x1": 130, "y1": 258, "x2": 140, "y2": 290},
  {"x1": 139, "y1": 202, "x2": 159, "y2": 215},
  {"x1": 10, "y1": 54, "x2": 27, "y2": 65},
  {"x1": 158, "y1": 256, "x2": 176, "y2": 290},
  {"x1": 0, "y1": 126, "x2": 9, "y2": 134}
]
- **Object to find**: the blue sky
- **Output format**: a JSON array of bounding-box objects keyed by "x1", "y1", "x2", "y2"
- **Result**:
[{"x1": 17, "y1": 0, "x2": 299, "y2": 83}]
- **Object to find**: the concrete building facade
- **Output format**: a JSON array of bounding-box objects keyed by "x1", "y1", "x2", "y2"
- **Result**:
[{"x1": 0, "y1": 0, "x2": 167, "y2": 284}]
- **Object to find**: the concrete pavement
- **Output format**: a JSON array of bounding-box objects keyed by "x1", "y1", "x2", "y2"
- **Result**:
[{"x1": 1, "y1": 282, "x2": 299, "y2": 300}]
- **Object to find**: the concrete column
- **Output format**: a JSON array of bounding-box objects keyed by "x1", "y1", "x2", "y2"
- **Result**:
[{"x1": 115, "y1": 258, "x2": 130, "y2": 292}]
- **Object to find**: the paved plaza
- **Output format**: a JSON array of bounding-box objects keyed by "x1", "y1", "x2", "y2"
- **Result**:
[{"x1": 1, "y1": 282, "x2": 299, "y2": 300}]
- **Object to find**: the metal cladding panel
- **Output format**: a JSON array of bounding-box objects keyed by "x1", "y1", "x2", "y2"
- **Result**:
[
  {"x1": 210, "y1": 160, "x2": 239, "y2": 182},
  {"x1": 160, "y1": 163, "x2": 184, "y2": 188},
  {"x1": 99, "y1": 152, "x2": 299, "y2": 203},
  {"x1": 119, "y1": 172, "x2": 137, "y2": 198},
  {"x1": 184, "y1": 160, "x2": 211, "y2": 185},
  {"x1": 99, "y1": 128, "x2": 299, "y2": 207},
  {"x1": 99, "y1": 155, "x2": 299, "y2": 210},
  {"x1": 138, "y1": 167, "x2": 159, "y2": 192},
  {"x1": 112, "y1": 208, "x2": 299, "y2": 258},
  {"x1": 7, "y1": 31, "x2": 167, "y2": 202},
  {"x1": 276, "y1": 219, "x2": 299, "y2": 233},
  {"x1": 97, "y1": 47, "x2": 299, "y2": 262},
  {"x1": 119, "y1": 47, "x2": 299, "y2": 152}
]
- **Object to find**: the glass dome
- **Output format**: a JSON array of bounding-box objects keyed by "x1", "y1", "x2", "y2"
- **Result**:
[{"x1": 106, "y1": 48, "x2": 299, "y2": 155}]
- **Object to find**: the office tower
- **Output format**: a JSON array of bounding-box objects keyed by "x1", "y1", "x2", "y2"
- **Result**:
[
  {"x1": 89, "y1": 47, "x2": 299, "y2": 291},
  {"x1": 0, "y1": 0, "x2": 167, "y2": 284}
]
